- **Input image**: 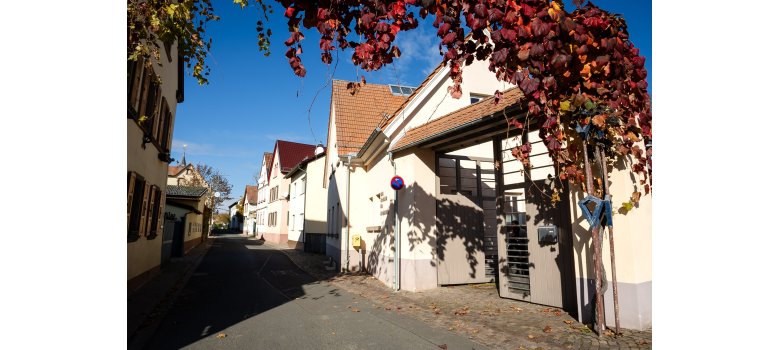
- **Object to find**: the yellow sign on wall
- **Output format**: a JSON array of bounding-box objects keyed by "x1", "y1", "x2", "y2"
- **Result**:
[{"x1": 351, "y1": 235, "x2": 361, "y2": 248}]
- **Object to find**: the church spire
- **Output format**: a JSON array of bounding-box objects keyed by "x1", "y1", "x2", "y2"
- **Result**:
[{"x1": 181, "y1": 144, "x2": 187, "y2": 166}]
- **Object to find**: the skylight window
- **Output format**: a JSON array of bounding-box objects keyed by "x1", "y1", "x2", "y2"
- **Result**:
[{"x1": 389, "y1": 84, "x2": 415, "y2": 96}]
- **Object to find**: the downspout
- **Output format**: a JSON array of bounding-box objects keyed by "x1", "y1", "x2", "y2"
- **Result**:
[
  {"x1": 390, "y1": 151, "x2": 400, "y2": 291},
  {"x1": 344, "y1": 155, "x2": 353, "y2": 272}
]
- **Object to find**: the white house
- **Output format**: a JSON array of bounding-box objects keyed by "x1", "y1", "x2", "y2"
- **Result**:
[
  {"x1": 284, "y1": 145, "x2": 327, "y2": 251},
  {"x1": 242, "y1": 185, "x2": 258, "y2": 236},
  {"x1": 256, "y1": 152, "x2": 272, "y2": 238},
  {"x1": 323, "y1": 55, "x2": 652, "y2": 331}
]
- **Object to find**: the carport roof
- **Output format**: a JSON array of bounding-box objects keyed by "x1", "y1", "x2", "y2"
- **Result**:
[
  {"x1": 166, "y1": 185, "x2": 208, "y2": 198},
  {"x1": 390, "y1": 87, "x2": 524, "y2": 152}
]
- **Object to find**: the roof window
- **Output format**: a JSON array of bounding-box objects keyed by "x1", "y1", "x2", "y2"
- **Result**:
[{"x1": 389, "y1": 84, "x2": 415, "y2": 96}]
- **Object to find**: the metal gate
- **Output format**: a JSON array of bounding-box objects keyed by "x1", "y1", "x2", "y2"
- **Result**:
[
  {"x1": 160, "y1": 213, "x2": 176, "y2": 266},
  {"x1": 435, "y1": 155, "x2": 497, "y2": 285},
  {"x1": 494, "y1": 134, "x2": 576, "y2": 309}
]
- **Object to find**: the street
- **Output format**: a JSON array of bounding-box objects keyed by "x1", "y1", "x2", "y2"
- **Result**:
[{"x1": 144, "y1": 233, "x2": 485, "y2": 350}]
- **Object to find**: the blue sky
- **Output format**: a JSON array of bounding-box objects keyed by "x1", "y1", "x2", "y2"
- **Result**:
[{"x1": 170, "y1": 0, "x2": 651, "y2": 211}]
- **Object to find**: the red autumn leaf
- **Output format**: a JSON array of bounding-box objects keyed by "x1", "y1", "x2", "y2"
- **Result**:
[{"x1": 284, "y1": 6, "x2": 296, "y2": 18}]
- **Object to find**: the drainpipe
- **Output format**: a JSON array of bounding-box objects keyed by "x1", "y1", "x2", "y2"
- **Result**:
[
  {"x1": 344, "y1": 155, "x2": 353, "y2": 272},
  {"x1": 390, "y1": 152, "x2": 400, "y2": 291}
]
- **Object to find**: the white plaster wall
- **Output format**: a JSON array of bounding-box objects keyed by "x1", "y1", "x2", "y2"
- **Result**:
[
  {"x1": 288, "y1": 171, "x2": 305, "y2": 242},
  {"x1": 303, "y1": 156, "x2": 328, "y2": 234},
  {"x1": 400, "y1": 58, "x2": 508, "y2": 132}
]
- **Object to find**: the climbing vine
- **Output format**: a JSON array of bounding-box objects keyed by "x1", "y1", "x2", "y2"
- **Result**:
[{"x1": 276, "y1": 0, "x2": 651, "y2": 205}]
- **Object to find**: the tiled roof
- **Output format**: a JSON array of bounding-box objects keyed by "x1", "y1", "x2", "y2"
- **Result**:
[
  {"x1": 166, "y1": 185, "x2": 208, "y2": 198},
  {"x1": 168, "y1": 165, "x2": 184, "y2": 176},
  {"x1": 276, "y1": 140, "x2": 316, "y2": 173},
  {"x1": 332, "y1": 79, "x2": 407, "y2": 156},
  {"x1": 263, "y1": 152, "x2": 273, "y2": 173},
  {"x1": 380, "y1": 61, "x2": 446, "y2": 130},
  {"x1": 244, "y1": 185, "x2": 258, "y2": 204},
  {"x1": 284, "y1": 151, "x2": 326, "y2": 179},
  {"x1": 391, "y1": 87, "x2": 523, "y2": 152}
]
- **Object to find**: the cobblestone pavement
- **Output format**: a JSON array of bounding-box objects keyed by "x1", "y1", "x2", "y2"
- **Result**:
[{"x1": 262, "y1": 240, "x2": 652, "y2": 350}]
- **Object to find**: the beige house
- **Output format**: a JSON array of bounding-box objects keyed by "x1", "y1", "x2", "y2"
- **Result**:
[
  {"x1": 324, "y1": 59, "x2": 651, "y2": 331},
  {"x1": 127, "y1": 44, "x2": 183, "y2": 291},
  {"x1": 284, "y1": 146, "x2": 327, "y2": 251},
  {"x1": 166, "y1": 158, "x2": 205, "y2": 187},
  {"x1": 242, "y1": 185, "x2": 258, "y2": 236},
  {"x1": 164, "y1": 186, "x2": 208, "y2": 255},
  {"x1": 260, "y1": 140, "x2": 316, "y2": 244}
]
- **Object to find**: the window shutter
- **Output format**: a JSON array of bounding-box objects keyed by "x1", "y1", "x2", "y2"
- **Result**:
[
  {"x1": 145, "y1": 185, "x2": 157, "y2": 236},
  {"x1": 129, "y1": 60, "x2": 144, "y2": 112},
  {"x1": 155, "y1": 191, "x2": 165, "y2": 235},
  {"x1": 163, "y1": 110, "x2": 173, "y2": 151},
  {"x1": 139, "y1": 182, "x2": 150, "y2": 237},
  {"x1": 127, "y1": 172, "x2": 136, "y2": 232},
  {"x1": 150, "y1": 85, "x2": 162, "y2": 138},
  {"x1": 157, "y1": 98, "x2": 168, "y2": 143},
  {"x1": 137, "y1": 70, "x2": 151, "y2": 120}
]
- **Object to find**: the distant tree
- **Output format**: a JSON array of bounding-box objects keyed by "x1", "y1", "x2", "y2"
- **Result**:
[
  {"x1": 236, "y1": 194, "x2": 245, "y2": 215},
  {"x1": 214, "y1": 212, "x2": 231, "y2": 225},
  {"x1": 181, "y1": 163, "x2": 233, "y2": 209}
]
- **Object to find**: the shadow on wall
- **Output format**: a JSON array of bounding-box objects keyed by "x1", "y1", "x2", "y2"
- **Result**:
[{"x1": 358, "y1": 180, "x2": 487, "y2": 286}]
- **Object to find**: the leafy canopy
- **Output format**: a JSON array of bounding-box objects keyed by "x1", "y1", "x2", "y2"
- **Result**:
[
  {"x1": 127, "y1": 0, "x2": 651, "y2": 203},
  {"x1": 278, "y1": 0, "x2": 651, "y2": 202}
]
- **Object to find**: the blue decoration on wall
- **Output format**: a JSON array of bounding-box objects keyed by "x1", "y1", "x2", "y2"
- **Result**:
[
  {"x1": 390, "y1": 176, "x2": 404, "y2": 190},
  {"x1": 578, "y1": 195, "x2": 605, "y2": 230}
]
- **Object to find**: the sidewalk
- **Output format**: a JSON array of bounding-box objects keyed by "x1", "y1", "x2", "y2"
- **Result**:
[
  {"x1": 127, "y1": 239, "x2": 213, "y2": 350},
  {"x1": 265, "y1": 240, "x2": 652, "y2": 350}
]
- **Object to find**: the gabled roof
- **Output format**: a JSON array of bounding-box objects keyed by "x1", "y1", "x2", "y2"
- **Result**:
[
  {"x1": 391, "y1": 87, "x2": 523, "y2": 152},
  {"x1": 380, "y1": 61, "x2": 447, "y2": 130},
  {"x1": 273, "y1": 140, "x2": 317, "y2": 174},
  {"x1": 244, "y1": 185, "x2": 258, "y2": 204},
  {"x1": 167, "y1": 165, "x2": 188, "y2": 176},
  {"x1": 263, "y1": 152, "x2": 273, "y2": 177},
  {"x1": 284, "y1": 150, "x2": 326, "y2": 179},
  {"x1": 331, "y1": 79, "x2": 407, "y2": 156},
  {"x1": 166, "y1": 185, "x2": 209, "y2": 198}
]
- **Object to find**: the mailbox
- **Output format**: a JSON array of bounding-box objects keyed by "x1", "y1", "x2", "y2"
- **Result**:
[
  {"x1": 538, "y1": 226, "x2": 558, "y2": 244},
  {"x1": 351, "y1": 234, "x2": 362, "y2": 248}
]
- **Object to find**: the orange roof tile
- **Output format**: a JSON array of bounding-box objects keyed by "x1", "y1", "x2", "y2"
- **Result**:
[
  {"x1": 391, "y1": 87, "x2": 523, "y2": 152},
  {"x1": 167, "y1": 165, "x2": 184, "y2": 176},
  {"x1": 332, "y1": 79, "x2": 407, "y2": 156},
  {"x1": 244, "y1": 185, "x2": 258, "y2": 204}
]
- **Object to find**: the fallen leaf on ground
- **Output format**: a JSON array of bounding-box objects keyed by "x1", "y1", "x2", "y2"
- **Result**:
[
  {"x1": 543, "y1": 326, "x2": 552, "y2": 333},
  {"x1": 563, "y1": 320, "x2": 574, "y2": 325},
  {"x1": 454, "y1": 307, "x2": 470, "y2": 316},
  {"x1": 554, "y1": 311, "x2": 562, "y2": 316},
  {"x1": 527, "y1": 334, "x2": 536, "y2": 339},
  {"x1": 438, "y1": 344, "x2": 448, "y2": 349},
  {"x1": 215, "y1": 333, "x2": 227, "y2": 339}
]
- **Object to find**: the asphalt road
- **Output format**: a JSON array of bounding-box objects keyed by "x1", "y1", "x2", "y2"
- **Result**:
[{"x1": 145, "y1": 233, "x2": 486, "y2": 350}]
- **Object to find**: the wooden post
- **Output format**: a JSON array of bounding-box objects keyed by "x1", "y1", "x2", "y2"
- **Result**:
[
  {"x1": 582, "y1": 140, "x2": 605, "y2": 336},
  {"x1": 599, "y1": 146, "x2": 621, "y2": 335}
]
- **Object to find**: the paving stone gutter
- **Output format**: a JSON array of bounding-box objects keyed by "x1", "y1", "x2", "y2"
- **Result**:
[{"x1": 266, "y1": 240, "x2": 652, "y2": 350}]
